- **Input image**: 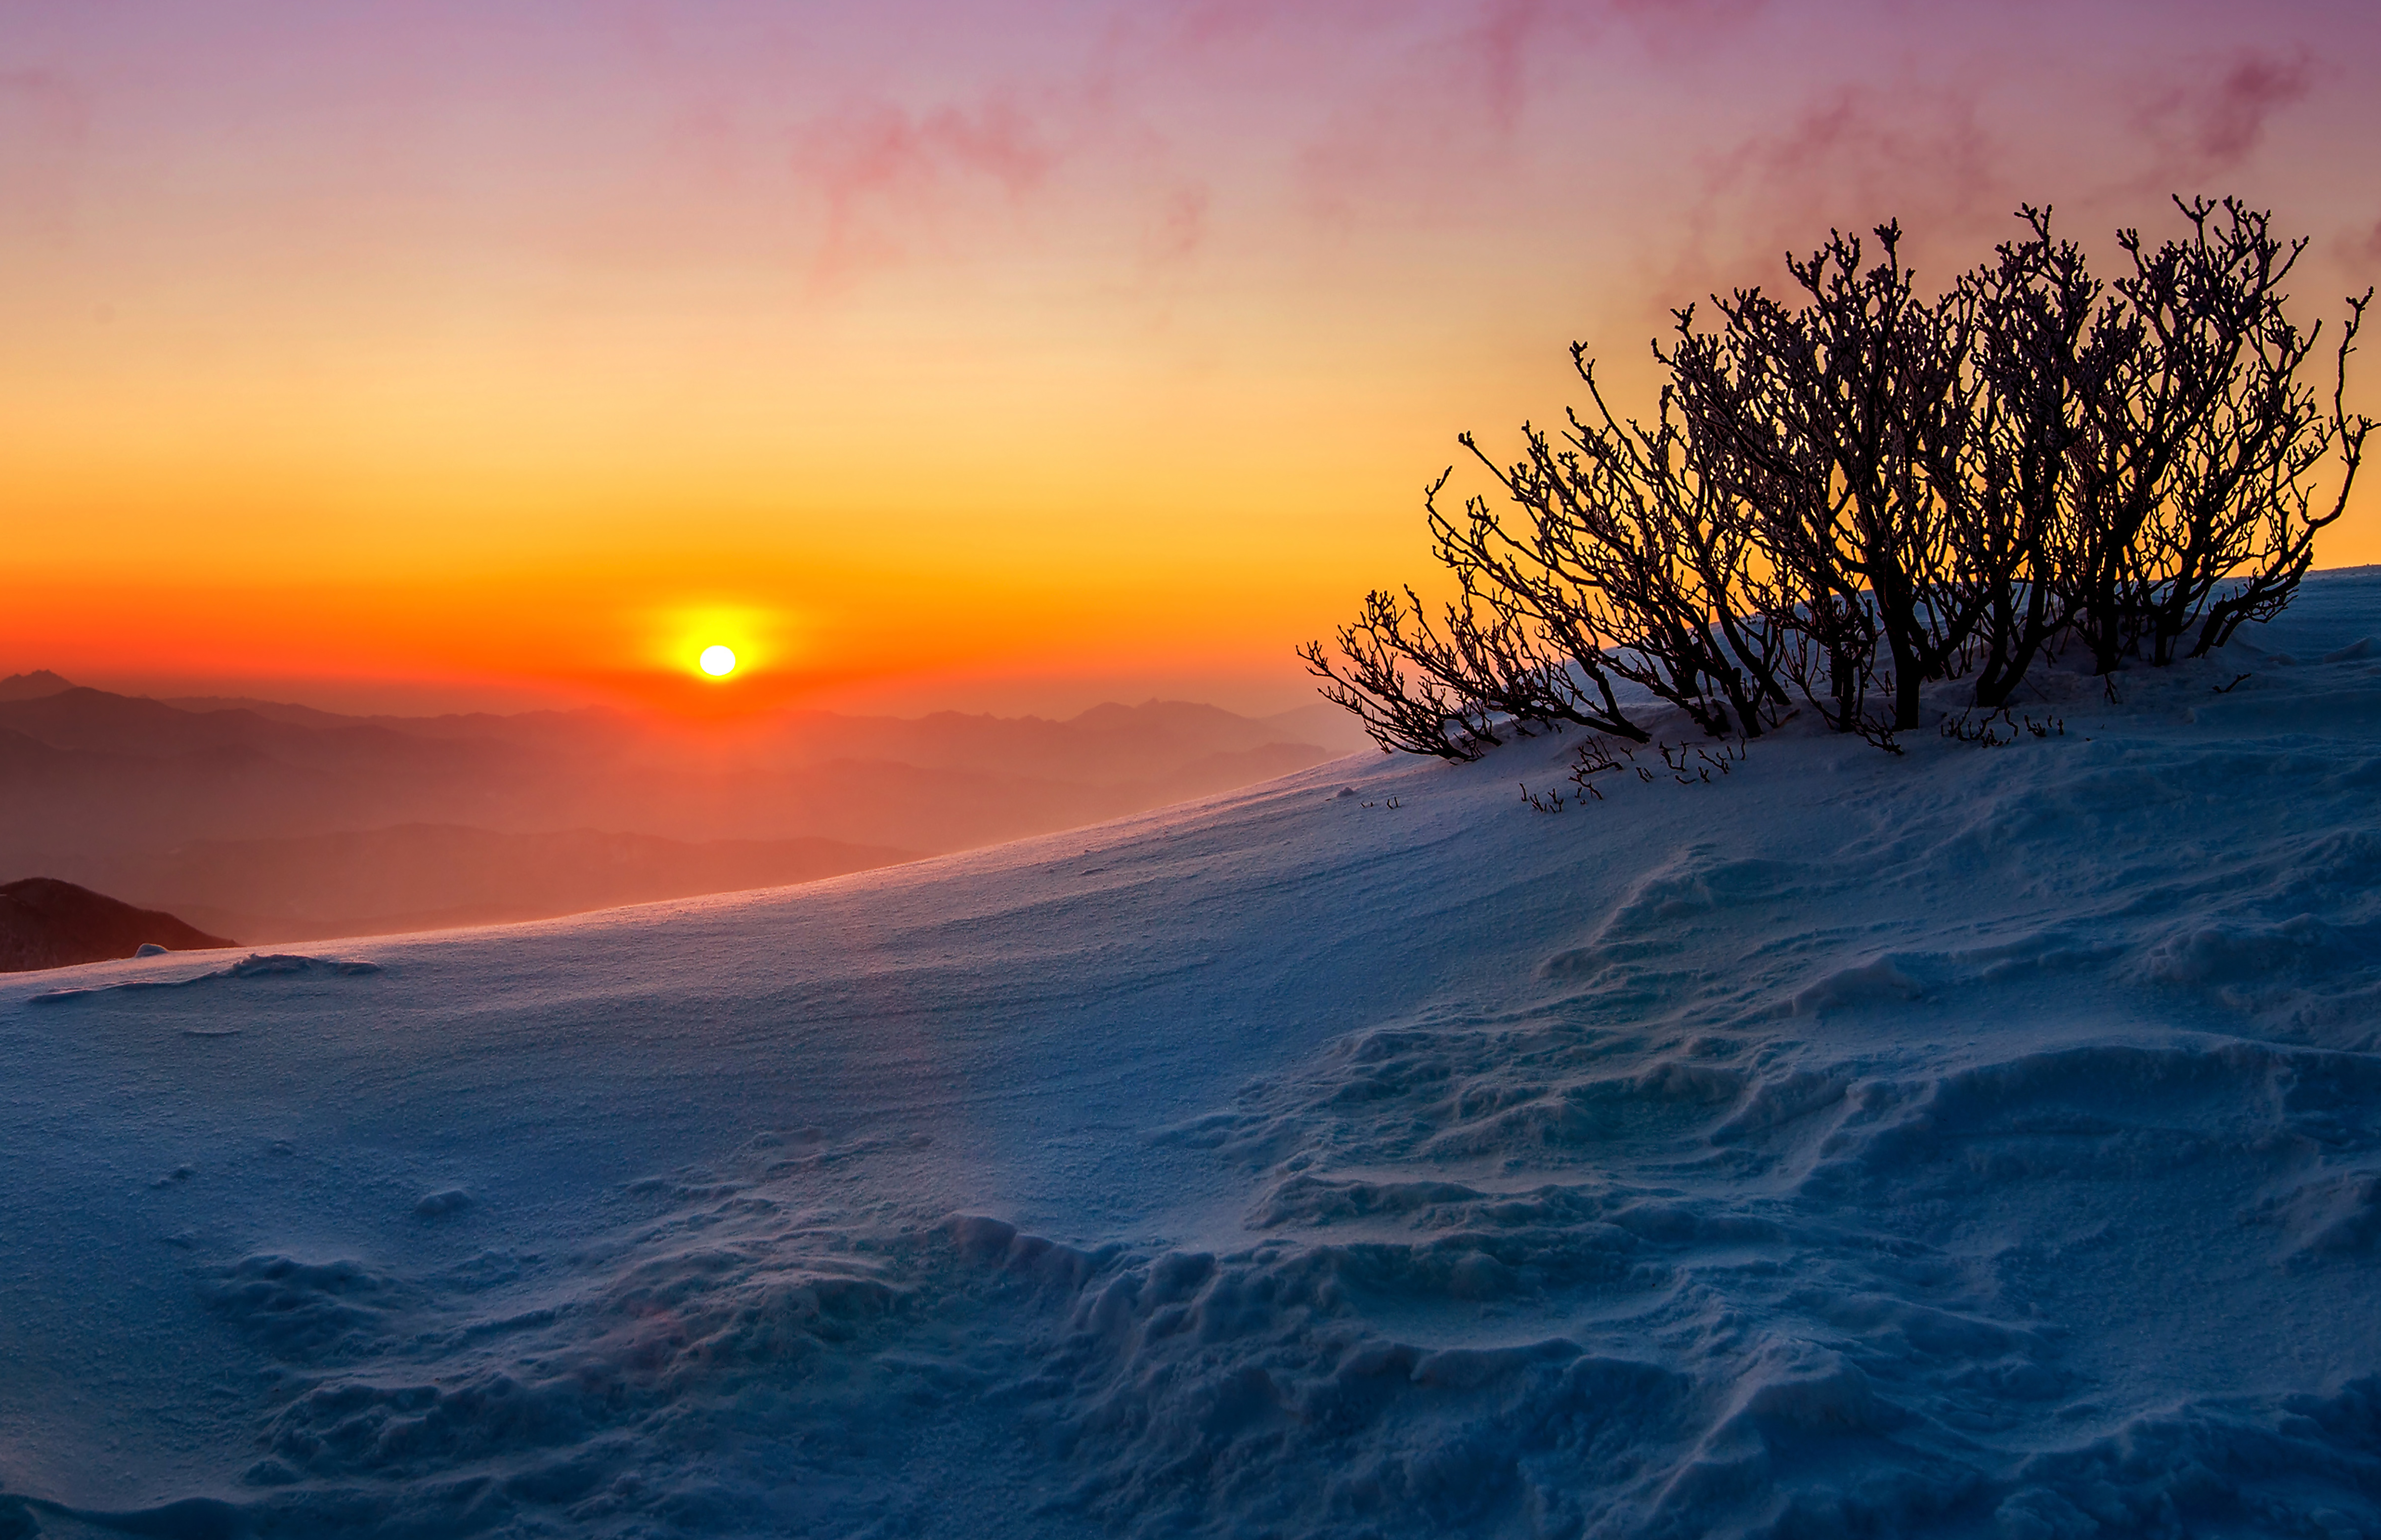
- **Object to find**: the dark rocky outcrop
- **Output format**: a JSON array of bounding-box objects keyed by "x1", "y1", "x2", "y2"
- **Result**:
[{"x1": 0, "y1": 877, "x2": 233, "y2": 973}]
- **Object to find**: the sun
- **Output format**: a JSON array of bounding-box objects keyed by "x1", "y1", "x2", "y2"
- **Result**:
[{"x1": 651, "y1": 603, "x2": 787, "y2": 688}]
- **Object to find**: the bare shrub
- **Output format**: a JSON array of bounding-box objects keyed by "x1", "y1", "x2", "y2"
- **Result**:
[
  {"x1": 1304, "y1": 197, "x2": 2369, "y2": 760},
  {"x1": 1666, "y1": 222, "x2": 1986, "y2": 732},
  {"x1": 1435, "y1": 363, "x2": 1791, "y2": 739},
  {"x1": 1297, "y1": 579, "x2": 1647, "y2": 763},
  {"x1": 2059, "y1": 199, "x2": 2370, "y2": 670}
]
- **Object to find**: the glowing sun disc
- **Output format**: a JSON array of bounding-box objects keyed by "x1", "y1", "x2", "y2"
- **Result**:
[{"x1": 698, "y1": 644, "x2": 737, "y2": 677}]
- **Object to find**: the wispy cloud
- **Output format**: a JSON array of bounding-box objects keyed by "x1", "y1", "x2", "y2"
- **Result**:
[
  {"x1": 2132, "y1": 46, "x2": 2314, "y2": 186},
  {"x1": 2347, "y1": 214, "x2": 2381, "y2": 268},
  {"x1": 790, "y1": 93, "x2": 1062, "y2": 278},
  {"x1": 1663, "y1": 81, "x2": 2005, "y2": 311}
]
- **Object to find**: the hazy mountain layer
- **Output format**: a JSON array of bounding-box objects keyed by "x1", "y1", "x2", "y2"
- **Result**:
[
  {"x1": 80, "y1": 826, "x2": 922, "y2": 945},
  {"x1": 0, "y1": 684, "x2": 1356, "y2": 940}
]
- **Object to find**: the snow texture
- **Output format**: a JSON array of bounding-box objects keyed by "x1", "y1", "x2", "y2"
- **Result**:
[{"x1": 4, "y1": 570, "x2": 2381, "y2": 1539}]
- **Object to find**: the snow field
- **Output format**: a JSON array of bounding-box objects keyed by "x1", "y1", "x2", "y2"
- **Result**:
[{"x1": 4, "y1": 571, "x2": 2381, "y2": 1538}]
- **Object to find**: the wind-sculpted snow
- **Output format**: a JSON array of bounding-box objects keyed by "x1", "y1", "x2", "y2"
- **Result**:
[
  {"x1": 27, "y1": 951, "x2": 382, "y2": 1006},
  {"x1": 4, "y1": 571, "x2": 2381, "y2": 1538}
]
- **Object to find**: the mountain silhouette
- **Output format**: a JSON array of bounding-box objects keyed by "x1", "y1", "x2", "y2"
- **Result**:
[
  {"x1": 0, "y1": 670, "x2": 75, "y2": 702},
  {"x1": 0, "y1": 877, "x2": 233, "y2": 972}
]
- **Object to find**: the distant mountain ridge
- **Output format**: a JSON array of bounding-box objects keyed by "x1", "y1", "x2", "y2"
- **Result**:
[
  {"x1": 0, "y1": 676, "x2": 1363, "y2": 941},
  {"x1": 0, "y1": 670, "x2": 75, "y2": 702}
]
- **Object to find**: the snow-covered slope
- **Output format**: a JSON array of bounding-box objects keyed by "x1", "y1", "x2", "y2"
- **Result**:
[{"x1": 5, "y1": 571, "x2": 2380, "y2": 1539}]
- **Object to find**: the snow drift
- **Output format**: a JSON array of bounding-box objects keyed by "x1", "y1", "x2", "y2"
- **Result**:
[{"x1": 3, "y1": 572, "x2": 2380, "y2": 1539}]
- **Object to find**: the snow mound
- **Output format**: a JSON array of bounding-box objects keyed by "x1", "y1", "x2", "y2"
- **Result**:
[{"x1": 3, "y1": 570, "x2": 2381, "y2": 1537}]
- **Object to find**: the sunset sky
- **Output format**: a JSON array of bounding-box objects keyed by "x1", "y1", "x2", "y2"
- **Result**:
[{"x1": 6, "y1": 0, "x2": 2380, "y2": 717}]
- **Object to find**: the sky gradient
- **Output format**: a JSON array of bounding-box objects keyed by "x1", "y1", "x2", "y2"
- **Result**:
[{"x1": 6, "y1": 0, "x2": 2380, "y2": 716}]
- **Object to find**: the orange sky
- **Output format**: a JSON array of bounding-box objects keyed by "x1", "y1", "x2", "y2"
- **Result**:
[{"x1": 5, "y1": 1, "x2": 2379, "y2": 718}]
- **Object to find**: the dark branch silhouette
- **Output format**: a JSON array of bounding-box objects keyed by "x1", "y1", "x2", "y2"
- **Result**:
[{"x1": 1304, "y1": 197, "x2": 2368, "y2": 759}]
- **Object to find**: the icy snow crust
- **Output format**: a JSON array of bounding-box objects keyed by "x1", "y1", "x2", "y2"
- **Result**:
[{"x1": 4, "y1": 575, "x2": 2381, "y2": 1540}]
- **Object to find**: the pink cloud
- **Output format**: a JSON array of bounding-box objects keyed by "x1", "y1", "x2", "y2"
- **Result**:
[
  {"x1": 1260, "y1": 0, "x2": 1769, "y2": 230},
  {"x1": 1164, "y1": 0, "x2": 1757, "y2": 73},
  {"x1": 1606, "y1": 0, "x2": 1768, "y2": 61},
  {"x1": 1164, "y1": 0, "x2": 1421, "y2": 55},
  {"x1": 780, "y1": 72, "x2": 1216, "y2": 290},
  {"x1": 2134, "y1": 47, "x2": 2314, "y2": 183},
  {"x1": 2347, "y1": 214, "x2": 2381, "y2": 268},
  {"x1": 1465, "y1": 0, "x2": 1565, "y2": 135},
  {"x1": 1280, "y1": 5, "x2": 1584, "y2": 224},
  {"x1": 1666, "y1": 82, "x2": 2006, "y2": 309},
  {"x1": 790, "y1": 93, "x2": 1062, "y2": 278},
  {"x1": 1144, "y1": 181, "x2": 1210, "y2": 264}
]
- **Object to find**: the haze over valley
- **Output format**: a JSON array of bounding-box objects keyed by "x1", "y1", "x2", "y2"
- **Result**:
[{"x1": 0, "y1": 671, "x2": 1362, "y2": 944}]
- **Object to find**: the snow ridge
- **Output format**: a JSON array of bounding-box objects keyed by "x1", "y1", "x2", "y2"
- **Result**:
[{"x1": 3, "y1": 571, "x2": 2380, "y2": 1538}]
